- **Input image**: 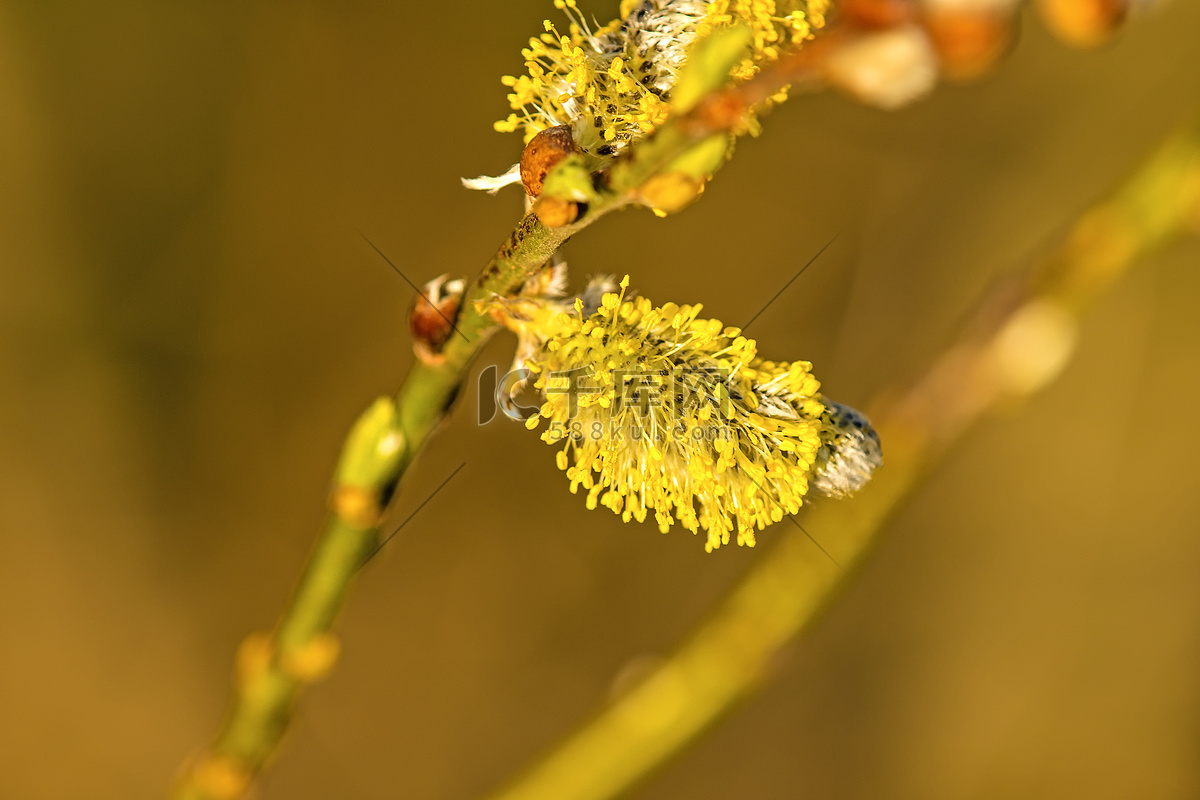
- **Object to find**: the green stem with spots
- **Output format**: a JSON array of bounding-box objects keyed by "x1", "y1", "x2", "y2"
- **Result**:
[{"x1": 169, "y1": 27, "x2": 766, "y2": 800}]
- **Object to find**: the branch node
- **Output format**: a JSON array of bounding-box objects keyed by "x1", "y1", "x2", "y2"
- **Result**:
[
  {"x1": 329, "y1": 485, "x2": 385, "y2": 530},
  {"x1": 234, "y1": 632, "x2": 274, "y2": 690},
  {"x1": 183, "y1": 754, "x2": 252, "y2": 800},
  {"x1": 280, "y1": 633, "x2": 342, "y2": 684},
  {"x1": 534, "y1": 196, "x2": 581, "y2": 228}
]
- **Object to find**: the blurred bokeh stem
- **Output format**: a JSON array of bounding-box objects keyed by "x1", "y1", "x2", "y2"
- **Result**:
[{"x1": 480, "y1": 118, "x2": 1200, "y2": 800}]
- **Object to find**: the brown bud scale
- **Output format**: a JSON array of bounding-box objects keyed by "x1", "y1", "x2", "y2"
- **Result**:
[
  {"x1": 408, "y1": 275, "x2": 465, "y2": 362},
  {"x1": 520, "y1": 125, "x2": 577, "y2": 197}
]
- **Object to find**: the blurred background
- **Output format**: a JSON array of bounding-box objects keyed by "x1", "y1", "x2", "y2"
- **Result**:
[{"x1": 1, "y1": 1, "x2": 1198, "y2": 798}]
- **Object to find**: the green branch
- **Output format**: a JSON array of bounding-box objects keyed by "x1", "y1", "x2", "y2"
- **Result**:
[
  {"x1": 171, "y1": 0, "x2": 1199, "y2": 787},
  {"x1": 169, "y1": 25, "x2": 773, "y2": 800}
]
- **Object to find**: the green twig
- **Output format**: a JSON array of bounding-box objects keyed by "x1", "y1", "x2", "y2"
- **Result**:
[
  {"x1": 479, "y1": 118, "x2": 1200, "y2": 800},
  {"x1": 170, "y1": 25, "x2": 777, "y2": 800}
]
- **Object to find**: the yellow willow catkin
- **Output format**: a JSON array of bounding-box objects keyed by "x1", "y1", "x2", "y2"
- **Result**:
[
  {"x1": 496, "y1": 0, "x2": 831, "y2": 155},
  {"x1": 485, "y1": 276, "x2": 881, "y2": 552}
]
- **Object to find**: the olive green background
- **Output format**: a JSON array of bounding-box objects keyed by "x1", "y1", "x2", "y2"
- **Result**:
[{"x1": 1, "y1": 2, "x2": 1198, "y2": 798}]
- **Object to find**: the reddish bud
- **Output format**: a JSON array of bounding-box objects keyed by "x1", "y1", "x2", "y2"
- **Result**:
[
  {"x1": 409, "y1": 275, "x2": 465, "y2": 364},
  {"x1": 520, "y1": 125, "x2": 577, "y2": 197},
  {"x1": 840, "y1": 0, "x2": 918, "y2": 29}
]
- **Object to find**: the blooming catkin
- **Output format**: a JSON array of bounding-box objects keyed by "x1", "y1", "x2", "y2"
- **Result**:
[
  {"x1": 486, "y1": 276, "x2": 881, "y2": 551},
  {"x1": 500, "y1": 0, "x2": 830, "y2": 150},
  {"x1": 466, "y1": 0, "x2": 831, "y2": 192}
]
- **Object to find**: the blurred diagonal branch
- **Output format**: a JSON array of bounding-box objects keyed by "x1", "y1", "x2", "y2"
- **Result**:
[{"x1": 479, "y1": 117, "x2": 1200, "y2": 800}]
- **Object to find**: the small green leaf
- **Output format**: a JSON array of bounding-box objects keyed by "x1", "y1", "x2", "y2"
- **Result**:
[
  {"x1": 670, "y1": 24, "x2": 753, "y2": 114},
  {"x1": 664, "y1": 132, "x2": 733, "y2": 179},
  {"x1": 541, "y1": 154, "x2": 599, "y2": 204},
  {"x1": 336, "y1": 396, "x2": 406, "y2": 490}
]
